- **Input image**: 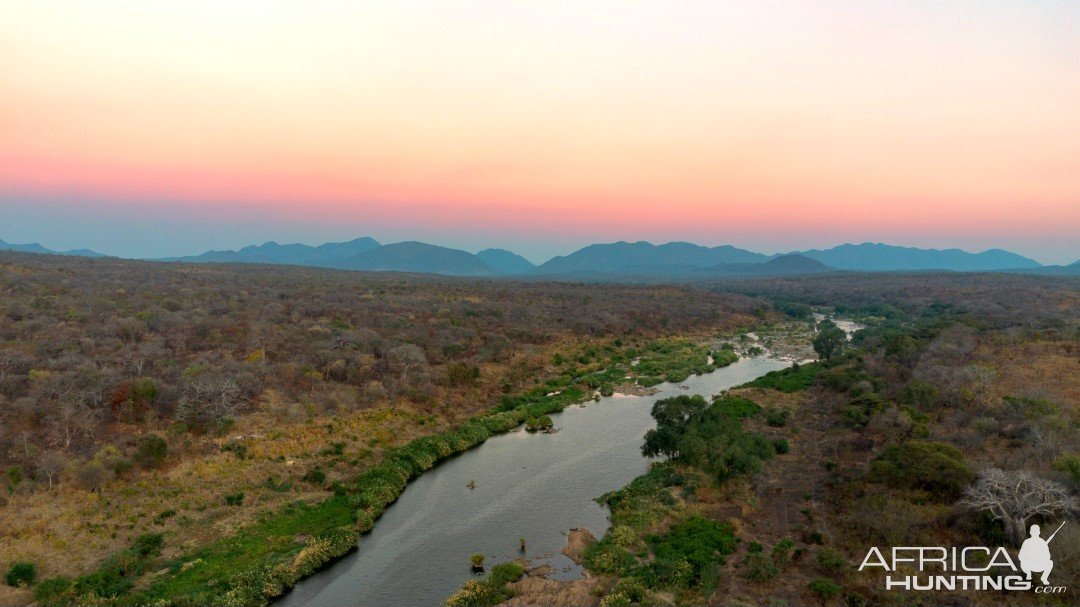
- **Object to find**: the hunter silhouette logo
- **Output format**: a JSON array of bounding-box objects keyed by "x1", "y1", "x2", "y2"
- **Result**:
[
  {"x1": 1019, "y1": 522, "x2": 1065, "y2": 585},
  {"x1": 858, "y1": 520, "x2": 1070, "y2": 594}
]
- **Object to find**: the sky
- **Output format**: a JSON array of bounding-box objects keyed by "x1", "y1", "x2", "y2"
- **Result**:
[{"x1": 1, "y1": 1, "x2": 1078, "y2": 264}]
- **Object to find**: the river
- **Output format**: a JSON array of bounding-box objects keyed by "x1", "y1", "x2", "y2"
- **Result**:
[{"x1": 276, "y1": 356, "x2": 790, "y2": 607}]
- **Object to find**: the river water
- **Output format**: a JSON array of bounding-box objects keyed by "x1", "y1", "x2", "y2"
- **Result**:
[{"x1": 276, "y1": 356, "x2": 790, "y2": 607}]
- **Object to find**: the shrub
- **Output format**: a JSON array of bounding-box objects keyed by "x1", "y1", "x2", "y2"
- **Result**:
[
  {"x1": 647, "y1": 516, "x2": 736, "y2": 585},
  {"x1": 34, "y1": 576, "x2": 73, "y2": 603},
  {"x1": 134, "y1": 434, "x2": 168, "y2": 468},
  {"x1": 742, "y1": 548, "x2": 778, "y2": 582},
  {"x1": 75, "y1": 461, "x2": 111, "y2": 491},
  {"x1": 711, "y1": 349, "x2": 739, "y2": 368},
  {"x1": 525, "y1": 415, "x2": 554, "y2": 432},
  {"x1": 765, "y1": 408, "x2": 789, "y2": 427},
  {"x1": 303, "y1": 468, "x2": 327, "y2": 485},
  {"x1": 808, "y1": 578, "x2": 843, "y2": 604},
  {"x1": 744, "y1": 363, "x2": 822, "y2": 392},
  {"x1": 773, "y1": 439, "x2": 790, "y2": 454},
  {"x1": 5, "y1": 562, "x2": 35, "y2": 587},
  {"x1": 225, "y1": 492, "x2": 245, "y2": 506},
  {"x1": 489, "y1": 561, "x2": 525, "y2": 585},
  {"x1": 868, "y1": 440, "x2": 974, "y2": 500},
  {"x1": 772, "y1": 538, "x2": 795, "y2": 571},
  {"x1": 1052, "y1": 454, "x2": 1080, "y2": 488},
  {"x1": 816, "y1": 548, "x2": 847, "y2": 571},
  {"x1": 221, "y1": 441, "x2": 248, "y2": 459},
  {"x1": 6, "y1": 466, "x2": 22, "y2": 490},
  {"x1": 132, "y1": 533, "x2": 164, "y2": 557},
  {"x1": 712, "y1": 395, "x2": 761, "y2": 418}
]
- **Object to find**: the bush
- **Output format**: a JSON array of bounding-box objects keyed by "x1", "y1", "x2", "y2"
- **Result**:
[
  {"x1": 225, "y1": 492, "x2": 245, "y2": 506},
  {"x1": 6, "y1": 466, "x2": 22, "y2": 490},
  {"x1": 742, "y1": 548, "x2": 777, "y2": 582},
  {"x1": 132, "y1": 533, "x2": 164, "y2": 557},
  {"x1": 1052, "y1": 454, "x2": 1080, "y2": 488},
  {"x1": 773, "y1": 439, "x2": 790, "y2": 454},
  {"x1": 647, "y1": 516, "x2": 736, "y2": 585},
  {"x1": 5, "y1": 562, "x2": 35, "y2": 587},
  {"x1": 34, "y1": 577, "x2": 72, "y2": 602},
  {"x1": 712, "y1": 396, "x2": 761, "y2": 418},
  {"x1": 303, "y1": 468, "x2": 327, "y2": 485},
  {"x1": 134, "y1": 434, "x2": 168, "y2": 468},
  {"x1": 445, "y1": 560, "x2": 523, "y2": 607},
  {"x1": 868, "y1": 440, "x2": 974, "y2": 500},
  {"x1": 816, "y1": 548, "x2": 847, "y2": 571},
  {"x1": 711, "y1": 349, "x2": 739, "y2": 368},
  {"x1": 75, "y1": 461, "x2": 111, "y2": 491},
  {"x1": 772, "y1": 538, "x2": 795, "y2": 571},
  {"x1": 765, "y1": 408, "x2": 789, "y2": 427},
  {"x1": 489, "y1": 561, "x2": 525, "y2": 585},
  {"x1": 744, "y1": 363, "x2": 822, "y2": 392},
  {"x1": 525, "y1": 415, "x2": 554, "y2": 432},
  {"x1": 808, "y1": 578, "x2": 843, "y2": 604}
]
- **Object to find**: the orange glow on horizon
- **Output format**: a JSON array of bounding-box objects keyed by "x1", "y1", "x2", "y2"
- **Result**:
[{"x1": 1, "y1": 1, "x2": 1078, "y2": 258}]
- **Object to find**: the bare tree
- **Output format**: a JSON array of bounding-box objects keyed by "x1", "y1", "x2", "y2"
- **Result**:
[
  {"x1": 46, "y1": 401, "x2": 102, "y2": 448},
  {"x1": 386, "y1": 344, "x2": 429, "y2": 387},
  {"x1": 960, "y1": 468, "x2": 1079, "y2": 545},
  {"x1": 175, "y1": 377, "x2": 242, "y2": 430},
  {"x1": 36, "y1": 451, "x2": 67, "y2": 488}
]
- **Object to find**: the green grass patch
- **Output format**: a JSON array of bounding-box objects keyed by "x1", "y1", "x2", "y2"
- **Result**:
[{"x1": 742, "y1": 362, "x2": 822, "y2": 392}]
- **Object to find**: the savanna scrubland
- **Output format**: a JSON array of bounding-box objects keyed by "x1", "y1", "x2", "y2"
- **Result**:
[
  {"x1": 483, "y1": 272, "x2": 1078, "y2": 607},
  {"x1": 0, "y1": 252, "x2": 764, "y2": 606},
  {"x1": 0, "y1": 253, "x2": 1076, "y2": 607}
]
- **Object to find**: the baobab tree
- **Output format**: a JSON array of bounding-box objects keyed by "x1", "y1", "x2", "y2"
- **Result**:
[{"x1": 960, "y1": 468, "x2": 1078, "y2": 545}]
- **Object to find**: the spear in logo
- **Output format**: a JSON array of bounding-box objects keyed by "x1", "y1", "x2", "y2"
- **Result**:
[{"x1": 1046, "y1": 521, "x2": 1066, "y2": 544}]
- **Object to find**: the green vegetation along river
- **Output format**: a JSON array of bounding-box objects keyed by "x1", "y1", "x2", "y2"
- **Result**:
[{"x1": 276, "y1": 356, "x2": 790, "y2": 607}]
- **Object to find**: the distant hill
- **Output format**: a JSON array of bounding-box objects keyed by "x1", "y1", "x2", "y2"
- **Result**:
[
  {"x1": 161, "y1": 237, "x2": 381, "y2": 267},
  {"x1": 4, "y1": 234, "x2": 1064, "y2": 279},
  {"x1": 747, "y1": 253, "x2": 831, "y2": 274},
  {"x1": 335, "y1": 241, "x2": 496, "y2": 276},
  {"x1": 476, "y1": 248, "x2": 535, "y2": 274},
  {"x1": 693, "y1": 254, "x2": 833, "y2": 278},
  {"x1": 796, "y1": 242, "x2": 1040, "y2": 271},
  {"x1": 0, "y1": 238, "x2": 105, "y2": 257},
  {"x1": 532, "y1": 241, "x2": 768, "y2": 276}
]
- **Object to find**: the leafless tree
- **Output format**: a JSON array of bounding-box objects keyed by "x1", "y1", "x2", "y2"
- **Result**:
[
  {"x1": 46, "y1": 401, "x2": 102, "y2": 448},
  {"x1": 175, "y1": 377, "x2": 242, "y2": 429},
  {"x1": 386, "y1": 344, "x2": 429, "y2": 387},
  {"x1": 960, "y1": 468, "x2": 1079, "y2": 544},
  {"x1": 36, "y1": 451, "x2": 67, "y2": 488}
]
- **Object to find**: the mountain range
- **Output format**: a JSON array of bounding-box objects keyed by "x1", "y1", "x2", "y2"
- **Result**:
[
  {"x1": 0, "y1": 238, "x2": 106, "y2": 258},
  {"x1": 2, "y1": 236, "x2": 1074, "y2": 278}
]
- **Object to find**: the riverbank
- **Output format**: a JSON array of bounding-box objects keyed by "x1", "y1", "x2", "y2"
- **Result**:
[
  {"x1": 450, "y1": 320, "x2": 832, "y2": 607},
  {"x1": 27, "y1": 331, "x2": 752, "y2": 607}
]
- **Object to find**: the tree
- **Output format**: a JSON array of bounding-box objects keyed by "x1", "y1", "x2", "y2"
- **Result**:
[
  {"x1": 868, "y1": 440, "x2": 974, "y2": 500},
  {"x1": 386, "y1": 344, "x2": 430, "y2": 388},
  {"x1": 134, "y1": 434, "x2": 168, "y2": 468},
  {"x1": 813, "y1": 319, "x2": 846, "y2": 362},
  {"x1": 642, "y1": 395, "x2": 708, "y2": 458},
  {"x1": 807, "y1": 578, "x2": 842, "y2": 606},
  {"x1": 175, "y1": 377, "x2": 241, "y2": 431},
  {"x1": 960, "y1": 468, "x2": 1079, "y2": 545},
  {"x1": 35, "y1": 451, "x2": 66, "y2": 488}
]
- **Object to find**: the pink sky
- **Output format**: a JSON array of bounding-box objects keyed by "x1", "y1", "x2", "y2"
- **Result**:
[{"x1": 1, "y1": 1, "x2": 1078, "y2": 263}]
